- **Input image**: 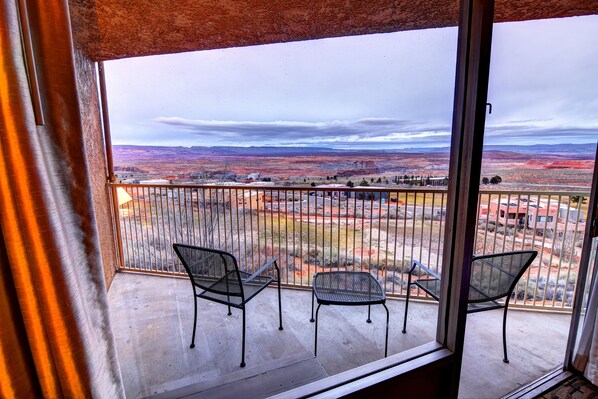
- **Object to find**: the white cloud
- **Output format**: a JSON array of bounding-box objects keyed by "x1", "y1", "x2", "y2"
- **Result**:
[{"x1": 106, "y1": 15, "x2": 598, "y2": 149}]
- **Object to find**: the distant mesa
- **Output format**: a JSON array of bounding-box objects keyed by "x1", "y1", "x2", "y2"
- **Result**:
[
  {"x1": 521, "y1": 160, "x2": 594, "y2": 170},
  {"x1": 544, "y1": 160, "x2": 593, "y2": 170}
]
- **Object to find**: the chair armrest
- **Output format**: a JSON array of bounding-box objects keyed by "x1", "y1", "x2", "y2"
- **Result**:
[
  {"x1": 245, "y1": 258, "x2": 279, "y2": 282},
  {"x1": 409, "y1": 260, "x2": 441, "y2": 280}
]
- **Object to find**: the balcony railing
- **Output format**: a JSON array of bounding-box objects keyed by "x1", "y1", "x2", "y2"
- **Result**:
[{"x1": 111, "y1": 183, "x2": 589, "y2": 311}]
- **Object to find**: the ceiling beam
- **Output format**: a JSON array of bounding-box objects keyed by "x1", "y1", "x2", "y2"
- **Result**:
[{"x1": 68, "y1": 0, "x2": 598, "y2": 61}]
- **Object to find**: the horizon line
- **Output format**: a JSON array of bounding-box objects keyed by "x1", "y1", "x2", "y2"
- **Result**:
[{"x1": 111, "y1": 142, "x2": 596, "y2": 149}]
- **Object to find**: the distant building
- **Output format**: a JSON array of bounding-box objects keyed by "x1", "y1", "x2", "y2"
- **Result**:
[
  {"x1": 527, "y1": 201, "x2": 586, "y2": 233},
  {"x1": 246, "y1": 181, "x2": 273, "y2": 187},
  {"x1": 487, "y1": 197, "x2": 586, "y2": 232},
  {"x1": 488, "y1": 198, "x2": 531, "y2": 227},
  {"x1": 247, "y1": 172, "x2": 260, "y2": 180},
  {"x1": 216, "y1": 172, "x2": 237, "y2": 181},
  {"x1": 234, "y1": 190, "x2": 265, "y2": 211},
  {"x1": 139, "y1": 179, "x2": 170, "y2": 185},
  {"x1": 347, "y1": 186, "x2": 389, "y2": 201},
  {"x1": 314, "y1": 184, "x2": 348, "y2": 198},
  {"x1": 190, "y1": 172, "x2": 214, "y2": 180},
  {"x1": 428, "y1": 177, "x2": 449, "y2": 186}
]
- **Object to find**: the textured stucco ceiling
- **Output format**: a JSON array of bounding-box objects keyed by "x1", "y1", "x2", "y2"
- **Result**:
[{"x1": 69, "y1": 0, "x2": 598, "y2": 61}]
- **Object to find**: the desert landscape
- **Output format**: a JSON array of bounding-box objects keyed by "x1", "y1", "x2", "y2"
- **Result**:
[
  {"x1": 112, "y1": 143, "x2": 595, "y2": 190},
  {"x1": 112, "y1": 142, "x2": 595, "y2": 309}
]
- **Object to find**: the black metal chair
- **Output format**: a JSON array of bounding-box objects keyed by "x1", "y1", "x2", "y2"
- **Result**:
[
  {"x1": 173, "y1": 244, "x2": 283, "y2": 367},
  {"x1": 402, "y1": 250, "x2": 537, "y2": 363}
]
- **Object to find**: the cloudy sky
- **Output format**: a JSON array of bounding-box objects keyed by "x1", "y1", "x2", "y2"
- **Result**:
[{"x1": 105, "y1": 15, "x2": 598, "y2": 149}]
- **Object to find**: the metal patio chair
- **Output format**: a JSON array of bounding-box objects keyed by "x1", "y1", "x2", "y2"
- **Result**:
[
  {"x1": 173, "y1": 244, "x2": 283, "y2": 367},
  {"x1": 402, "y1": 250, "x2": 537, "y2": 363}
]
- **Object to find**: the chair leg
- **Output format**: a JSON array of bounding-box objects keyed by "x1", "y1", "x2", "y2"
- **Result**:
[
  {"x1": 277, "y1": 266, "x2": 283, "y2": 330},
  {"x1": 190, "y1": 295, "x2": 198, "y2": 349},
  {"x1": 383, "y1": 303, "x2": 390, "y2": 357},
  {"x1": 402, "y1": 273, "x2": 413, "y2": 333},
  {"x1": 240, "y1": 307, "x2": 246, "y2": 367},
  {"x1": 310, "y1": 289, "x2": 315, "y2": 322},
  {"x1": 314, "y1": 303, "x2": 321, "y2": 356},
  {"x1": 502, "y1": 304, "x2": 509, "y2": 363},
  {"x1": 367, "y1": 304, "x2": 372, "y2": 323},
  {"x1": 226, "y1": 277, "x2": 232, "y2": 316}
]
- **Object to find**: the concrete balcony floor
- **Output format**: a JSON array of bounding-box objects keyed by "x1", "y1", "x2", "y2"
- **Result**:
[{"x1": 108, "y1": 272, "x2": 571, "y2": 399}]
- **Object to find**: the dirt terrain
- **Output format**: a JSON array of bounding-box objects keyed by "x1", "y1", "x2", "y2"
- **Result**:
[{"x1": 113, "y1": 144, "x2": 594, "y2": 190}]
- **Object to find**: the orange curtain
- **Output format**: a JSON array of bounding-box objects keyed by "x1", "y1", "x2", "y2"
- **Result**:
[{"x1": 0, "y1": 0, "x2": 124, "y2": 397}]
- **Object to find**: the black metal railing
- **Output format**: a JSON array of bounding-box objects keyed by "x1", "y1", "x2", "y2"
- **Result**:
[{"x1": 112, "y1": 183, "x2": 589, "y2": 310}]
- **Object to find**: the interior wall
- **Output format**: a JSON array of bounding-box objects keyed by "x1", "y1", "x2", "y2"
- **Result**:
[{"x1": 73, "y1": 47, "x2": 118, "y2": 288}]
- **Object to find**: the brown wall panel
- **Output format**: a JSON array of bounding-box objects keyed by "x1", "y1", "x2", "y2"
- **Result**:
[
  {"x1": 73, "y1": 48, "x2": 118, "y2": 288},
  {"x1": 69, "y1": 0, "x2": 597, "y2": 62}
]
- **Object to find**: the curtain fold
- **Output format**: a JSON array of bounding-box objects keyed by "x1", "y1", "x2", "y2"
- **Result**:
[
  {"x1": 0, "y1": 0, "x2": 124, "y2": 397},
  {"x1": 0, "y1": 228, "x2": 42, "y2": 399}
]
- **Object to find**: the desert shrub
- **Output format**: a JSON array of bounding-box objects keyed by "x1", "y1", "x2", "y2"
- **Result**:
[
  {"x1": 388, "y1": 259, "x2": 430, "y2": 276},
  {"x1": 301, "y1": 250, "x2": 355, "y2": 269},
  {"x1": 303, "y1": 249, "x2": 322, "y2": 265},
  {"x1": 321, "y1": 255, "x2": 353, "y2": 269},
  {"x1": 552, "y1": 237, "x2": 584, "y2": 262},
  {"x1": 513, "y1": 275, "x2": 574, "y2": 306},
  {"x1": 385, "y1": 271, "x2": 403, "y2": 286},
  {"x1": 535, "y1": 229, "x2": 554, "y2": 239},
  {"x1": 388, "y1": 209, "x2": 409, "y2": 220},
  {"x1": 504, "y1": 227, "x2": 516, "y2": 236},
  {"x1": 490, "y1": 175, "x2": 502, "y2": 184},
  {"x1": 386, "y1": 259, "x2": 412, "y2": 273}
]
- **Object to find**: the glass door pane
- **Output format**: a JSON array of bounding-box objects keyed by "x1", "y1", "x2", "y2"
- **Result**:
[
  {"x1": 459, "y1": 14, "x2": 598, "y2": 398},
  {"x1": 103, "y1": 19, "x2": 462, "y2": 397}
]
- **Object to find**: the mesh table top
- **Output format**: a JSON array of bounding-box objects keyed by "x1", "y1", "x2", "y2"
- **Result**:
[{"x1": 312, "y1": 271, "x2": 385, "y2": 306}]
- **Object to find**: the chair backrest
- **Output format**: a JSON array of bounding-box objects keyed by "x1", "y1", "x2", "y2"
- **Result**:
[
  {"x1": 468, "y1": 250, "x2": 537, "y2": 304},
  {"x1": 173, "y1": 244, "x2": 243, "y2": 296}
]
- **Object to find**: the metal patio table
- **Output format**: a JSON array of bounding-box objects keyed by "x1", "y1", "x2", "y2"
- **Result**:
[{"x1": 310, "y1": 271, "x2": 389, "y2": 357}]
